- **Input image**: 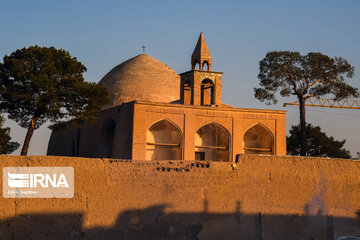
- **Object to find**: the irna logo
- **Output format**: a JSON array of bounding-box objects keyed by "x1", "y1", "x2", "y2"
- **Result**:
[
  {"x1": 3, "y1": 167, "x2": 74, "y2": 198},
  {"x1": 8, "y1": 172, "x2": 69, "y2": 188}
]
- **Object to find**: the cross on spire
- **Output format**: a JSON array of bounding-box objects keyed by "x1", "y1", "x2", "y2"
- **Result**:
[{"x1": 142, "y1": 45, "x2": 146, "y2": 53}]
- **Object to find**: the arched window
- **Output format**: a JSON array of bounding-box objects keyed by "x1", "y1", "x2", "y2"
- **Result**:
[
  {"x1": 195, "y1": 123, "x2": 230, "y2": 162},
  {"x1": 99, "y1": 118, "x2": 116, "y2": 158},
  {"x1": 194, "y1": 62, "x2": 200, "y2": 70},
  {"x1": 201, "y1": 79, "x2": 214, "y2": 106},
  {"x1": 202, "y1": 61, "x2": 209, "y2": 71},
  {"x1": 243, "y1": 124, "x2": 274, "y2": 155},
  {"x1": 183, "y1": 79, "x2": 192, "y2": 105},
  {"x1": 146, "y1": 119, "x2": 182, "y2": 160}
]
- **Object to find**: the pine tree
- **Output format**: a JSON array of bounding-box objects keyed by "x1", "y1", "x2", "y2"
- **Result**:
[
  {"x1": 0, "y1": 113, "x2": 19, "y2": 154},
  {"x1": 287, "y1": 124, "x2": 351, "y2": 159},
  {"x1": 0, "y1": 46, "x2": 111, "y2": 155}
]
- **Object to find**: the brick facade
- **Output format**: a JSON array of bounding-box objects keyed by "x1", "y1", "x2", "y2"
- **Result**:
[{"x1": 47, "y1": 33, "x2": 287, "y2": 160}]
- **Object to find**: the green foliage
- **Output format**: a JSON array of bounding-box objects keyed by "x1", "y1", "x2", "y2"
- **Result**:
[
  {"x1": 0, "y1": 114, "x2": 19, "y2": 154},
  {"x1": 255, "y1": 51, "x2": 358, "y2": 104},
  {"x1": 287, "y1": 124, "x2": 352, "y2": 159},
  {"x1": 255, "y1": 51, "x2": 358, "y2": 156},
  {"x1": 0, "y1": 46, "x2": 111, "y2": 155}
]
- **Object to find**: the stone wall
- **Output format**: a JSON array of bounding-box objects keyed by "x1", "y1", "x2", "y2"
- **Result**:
[{"x1": 0, "y1": 155, "x2": 359, "y2": 239}]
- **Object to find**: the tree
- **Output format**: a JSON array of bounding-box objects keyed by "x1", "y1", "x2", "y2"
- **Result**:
[
  {"x1": 255, "y1": 51, "x2": 358, "y2": 156},
  {"x1": 0, "y1": 46, "x2": 111, "y2": 155},
  {"x1": 287, "y1": 123, "x2": 351, "y2": 159},
  {"x1": 0, "y1": 113, "x2": 19, "y2": 154}
]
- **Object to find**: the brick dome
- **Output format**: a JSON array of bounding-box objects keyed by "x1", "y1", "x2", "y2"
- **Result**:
[{"x1": 99, "y1": 54, "x2": 180, "y2": 108}]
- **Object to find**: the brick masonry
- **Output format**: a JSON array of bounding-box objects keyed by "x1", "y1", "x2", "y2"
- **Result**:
[{"x1": 132, "y1": 101, "x2": 287, "y2": 161}]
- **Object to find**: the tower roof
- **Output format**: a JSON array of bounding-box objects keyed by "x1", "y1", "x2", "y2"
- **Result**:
[
  {"x1": 191, "y1": 32, "x2": 212, "y2": 71},
  {"x1": 192, "y1": 32, "x2": 211, "y2": 59}
]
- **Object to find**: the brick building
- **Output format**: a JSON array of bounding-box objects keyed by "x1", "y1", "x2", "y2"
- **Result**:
[{"x1": 47, "y1": 33, "x2": 286, "y2": 161}]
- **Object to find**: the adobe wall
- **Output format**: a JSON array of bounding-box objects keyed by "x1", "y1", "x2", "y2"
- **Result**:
[{"x1": 0, "y1": 155, "x2": 360, "y2": 239}]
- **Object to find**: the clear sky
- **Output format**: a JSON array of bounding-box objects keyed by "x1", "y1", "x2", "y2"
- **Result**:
[{"x1": 1, "y1": 0, "x2": 360, "y2": 156}]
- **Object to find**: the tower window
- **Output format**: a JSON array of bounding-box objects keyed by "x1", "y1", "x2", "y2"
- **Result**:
[
  {"x1": 194, "y1": 62, "x2": 200, "y2": 70},
  {"x1": 183, "y1": 79, "x2": 192, "y2": 105},
  {"x1": 201, "y1": 79, "x2": 215, "y2": 106},
  {"x1": 202, "y1": 61, "x2": 209, "y2": 71}
]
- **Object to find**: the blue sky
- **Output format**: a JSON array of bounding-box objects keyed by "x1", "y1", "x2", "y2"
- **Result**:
[{"x1": 1, "y1": 0, "x2": 360, "y2": 156}]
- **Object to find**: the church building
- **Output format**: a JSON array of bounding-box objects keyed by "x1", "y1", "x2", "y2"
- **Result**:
[{"x1": 47, "y1": 33, "x2": 286, "y2": 161}]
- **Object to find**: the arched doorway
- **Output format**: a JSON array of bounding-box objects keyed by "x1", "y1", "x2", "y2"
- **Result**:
[
  {"x1": 99, "y1": 118, "x2": 116, "y2": 158},
  {"x1": 146, "y1": 119, "x2": 182, "y2": 160},
  {"x1": 195, "y1": 123, "x2": 230, "y2": 161},
  {"x1": 243, "y1": 124, "x2": 274, "y2": 155}
]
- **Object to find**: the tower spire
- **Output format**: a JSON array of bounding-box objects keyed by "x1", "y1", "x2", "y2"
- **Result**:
[{"x1": 191, "y1": 32, "x2": 212, "y2": 71}]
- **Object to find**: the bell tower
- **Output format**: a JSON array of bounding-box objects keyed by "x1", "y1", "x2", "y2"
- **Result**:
[{"x1": 180, "y1": 32, "x2": 223, "y2": 106}]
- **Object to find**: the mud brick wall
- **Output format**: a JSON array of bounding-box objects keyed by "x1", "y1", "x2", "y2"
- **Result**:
[{"x1": 0, "y1": 155, "x2": 359, "y2": 239}]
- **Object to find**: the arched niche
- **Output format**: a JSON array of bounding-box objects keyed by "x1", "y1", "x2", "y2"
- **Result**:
[
  {"x1": 183, "y1": 79, "x2": 192, "y2": 105},
  {"x1": 195, "y1": 123, "x2": 230, "y2": 162},
  {"x1": 193, "y1": 62, "x2": 200, "y2": 70},
  {"x1": 201, "y1": 79, "x2": 214, "y2": 106},
  {"x1": 146, "y1": 119, "x2": 182, "y2": 160},
  {"x1": 243, "y1": 124, "x2": 274, "y2": 155},
  {"x1": 99, "y1": 117, "x2": 116, "y2": 158}
]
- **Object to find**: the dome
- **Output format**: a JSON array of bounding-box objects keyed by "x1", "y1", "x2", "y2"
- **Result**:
[{"x1": 99, "y1": 54, "x2": 180, "y2": 108}]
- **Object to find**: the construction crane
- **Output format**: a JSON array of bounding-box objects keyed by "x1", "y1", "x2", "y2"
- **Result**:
[{"x1": 283, "y1": 97, "x2": 360, "y2": 110}]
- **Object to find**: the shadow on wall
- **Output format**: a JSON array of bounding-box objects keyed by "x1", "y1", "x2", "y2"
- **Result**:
[{"x1": 1, "y1": 203, "x2": 360, "y2": 240}]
